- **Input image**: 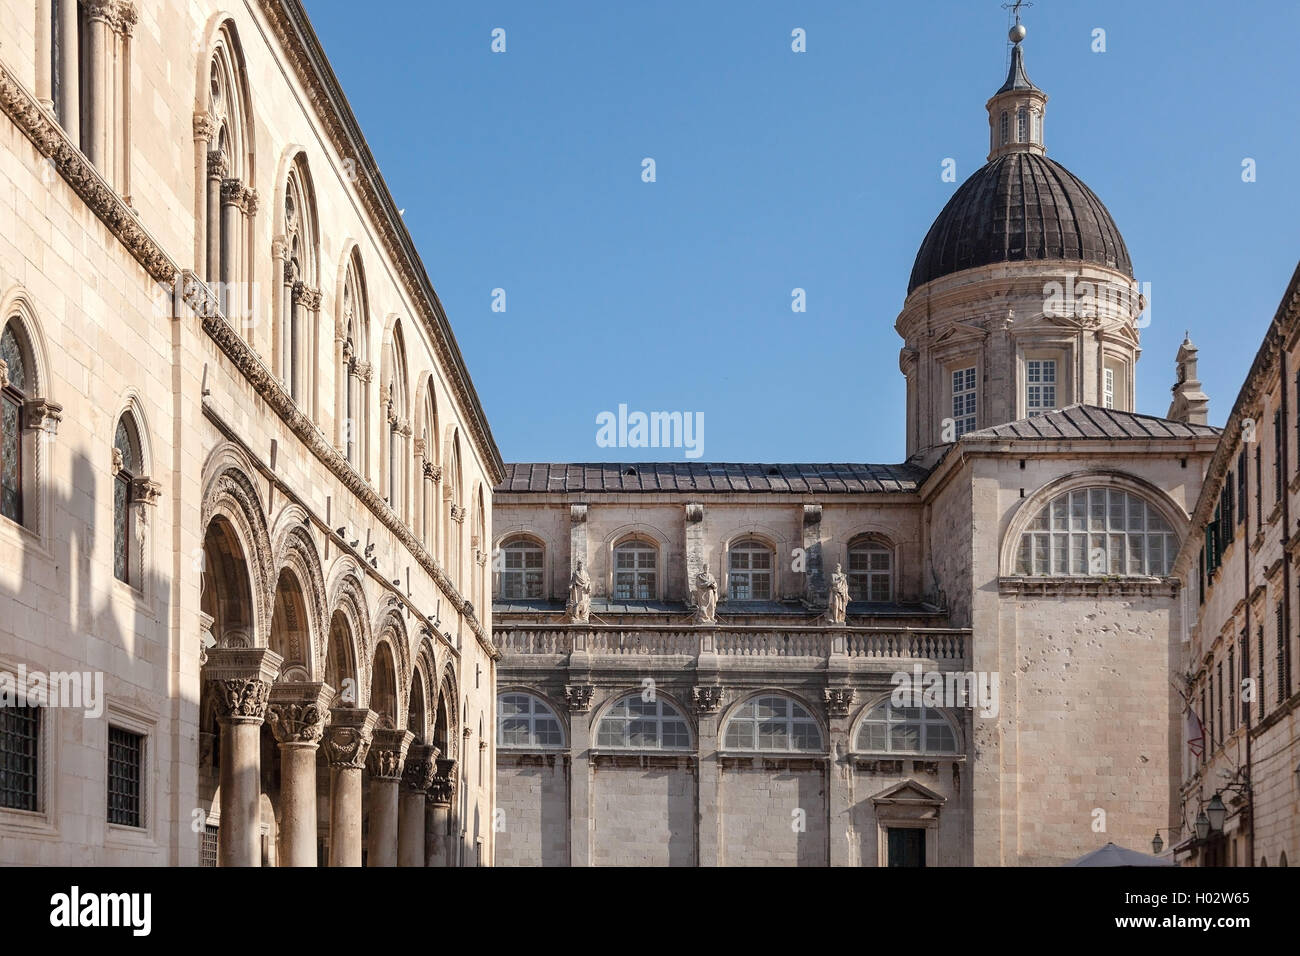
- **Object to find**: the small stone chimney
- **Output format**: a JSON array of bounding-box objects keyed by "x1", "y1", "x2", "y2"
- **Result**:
[{"x1": 1167, "y1": 332, "x2": 1210, "y2": 425}]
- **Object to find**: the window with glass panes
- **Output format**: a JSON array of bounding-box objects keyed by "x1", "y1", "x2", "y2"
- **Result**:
[
  {"x1": 728, "y1": 538, "x2": 772, "y2": 601},
  {"x1": 1017, "y1": 108, "x2": 1028, "y2": 142},
  {"x1": 499, "y1": 538, "x2": 543, "y2": 599},
  {"x1": 0, "y1": 704, "x2": 39, "y2": 811},
  {"x1": 1, "y1": 322, "x2": 27, "y2": 524},
  {"x1": 613, "y1": 540, "x2": 656, "y2": 600},
  {"x1": 1026, "y1": 359, "x2": 1057, "y2": 414},
  {"x1": 596, "y1": 696, "x2": 690, "y2": 749},
  {"x1": 723, "y1": 695, "x2": 822, "y2": 752},
  {"x1": 855, "y1": 700, "x2": 957, "y2": 754},
  {"x1": 848, "y1": 541, "x2": 893, "y2": 602},
  {"x1": 952, "y1": 366, "x2": 976, "y2": 437},
  {"x1": 113, "y1": 416, "x2": 140, "y2": 584},
  {"x1": 999, "y1": 111, "x2": 1008, "y2": 145},
  {"x1": 107, "y1": 726, "x2": 144, "y2": 827},
  {"x1": 1103, "y1": 367, "x2": 1115, "y2": 408},
  {"x1": 1014, "y1": 487, "x2": 1177, "y2": 576},
  {"x1": 497, "y1": 693, "x2": 564, "y2": 748}
]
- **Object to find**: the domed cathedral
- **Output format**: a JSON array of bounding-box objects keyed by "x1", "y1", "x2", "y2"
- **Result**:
[
  {"x1": 490, "y1": 19, "x2": 1224, "y2": 868},
  {"x1": 899, "y1": 24, "x2": 1143, "y2": 455}
]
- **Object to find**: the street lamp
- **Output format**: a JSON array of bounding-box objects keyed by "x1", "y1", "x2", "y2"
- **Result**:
[
  {"x1": 1207, "y1": 792, "x2": 1227, "y2": 833},
  {"x1": 1194, "y1": 810, "x2": 1210, "y2": 842},
  {"x1": 1151, "y1": 831, "x2": 1164, "y2": 855}
]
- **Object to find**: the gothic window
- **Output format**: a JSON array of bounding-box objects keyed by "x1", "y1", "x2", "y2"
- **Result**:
[
  {"x1": 1014, "y1": 487, "x2": 1177, "y2": 576},
  {"x1": 1, "y1": 320, "x2": 29, "y2": 524},
  {"x1": 384, "y1": 323, "x2": 410, "y2": 519},
  {"x1": 952, "y1": 366, "x2": 976, "y2": 437},
  {"x1": 499, "y1": 537, "x2": 543, "y2": 600},
  {"x1": 419, "y1": 388, "x2": 438, "y2": 549},
  {"x1": 596, "y1": 695, "x2": 691, "y2": 750},
  {"x1": 1026, "y1": 358, "x2": 1057, "y2": 414},
  {"x1": 728, "y1": 538, "x2": 772, "y2": 601},
  {"x1": 497, "y1": 693, "x2": 564, "y2": 749},
  {"x1": 613, "y1": 539, "x2": 657, "y2": 600},
  {"x1": 855, "y1": 700, "x2": 957, "y2": 754},
  {"x1": 0, "y1": 704, "x2": 40, "y2": 811},
  {"x1": 723, "y1": 695, "x2": 822, "y2": 752},
  {"x1": 340, "y1": 252, "x2": 369, "y2": 472},
  {"x1": 112, "y1": 413, "x2": 143, "y2": 584},
  {"x1": 279, "y1": 159, "x2": 318, "y2": 409},
  {"x1": 848, "y1": 538, "x2": 893, "y2": 602}
]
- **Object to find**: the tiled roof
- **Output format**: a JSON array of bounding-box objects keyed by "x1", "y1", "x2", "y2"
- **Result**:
[
  {"x1": 961, "y1": 405, "x2": 1221, "y2": 441},
  {"x1": 496, "y1": 462, "x2": 930, "y2": 495}
]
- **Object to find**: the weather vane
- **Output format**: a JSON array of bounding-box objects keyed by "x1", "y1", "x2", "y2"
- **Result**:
[{"x1": 1001, "y1": 0, "x2": 1032, "y2": 24}]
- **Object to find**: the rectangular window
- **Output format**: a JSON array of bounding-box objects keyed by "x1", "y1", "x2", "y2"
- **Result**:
[
  {"x1": 0, "y1": 705, "x2": 39, "y2": 811},
  {"x1": 1236, "y1": 451, "x2": 1247, "y2": 524},
  {"x1": 1200, "y1": 687, "x2": 1208, "y2": 764},
  {"x1": 1278, "y1": 604, "x2": 1289, "y2": 706},
  {"x1": 1258, "y1": 628, "x2": 1266, "y2": 720},
  {"x1": 1017, "y1": 109, "x2": 1028, "y2": 143},
  {"x1": 1216, "y1": 662, "x2": 1223, "y2": 747},
  {"x1": 951, "y1": 367, "x2": 976, "y2": 438},
  {"x1": 1274, "y1": 411, "x2": 1284, "y2": 504},
  {"x1": 200, "y1": 824, "x2": 218, "y2": 867},
  {"x1": 107, "y1": 726, "x2": 145, "y2": 828},
  {"x1": 1026, "y1": 359, "x2": 1057, "y2": 415},
  {"x1": 1228, "y1": 646, "x2": 1236, "y2": 733},
  {"x1": 1103, "y1": 367, "x2": 1115, "y2": 409},
  {"x1": 1198, "y1": 547, "x2": 1205, "y2": 604},
  {"x1": 1000, "y1": 111, "x2": 1008, "y2": 145},
  {"x1": 1255, "y1": 446, "x2": 1263, "y2": 531}
]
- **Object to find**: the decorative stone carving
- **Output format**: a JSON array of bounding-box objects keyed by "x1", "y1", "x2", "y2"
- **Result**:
[
  {"x1": 429, "y1": 757, "x2": 457, "y2": 806},
  {"x1": 322, "y1": 707, "x2": 378, "y2": 770},
  {"x1": 131, "y1": 476, "x2": 162, "y2": 506},
  {"x1": 267, "y1": 682, "x2": 335, "y2": 744},
  {"x1": 202, "y1": 647, "x2": 282, "y2": 723},
  {"x1": 423, "y1": 461, "x2": 441, "y2": 481},
  {"x1": 824, "y1": 687, "x2": 856, "y2": 718},
  {"x1": 209, "y1": 678, "x2": 272, "y2": 723},
  {"x1": 298, "y1": 287, "x2": 322, "y2": 311},
  {"x1": 367, "y1": 728, "x2": 414, "y2": 780},
  {"x1": 685, "y1": 503, "x2": 704, "y2": 524},
  {"x1": 693, "y1": 685, "x2": 724, "y2": 715},
  {"x1": 828, "y1": 562, "x2": 849, "y2": 625},
  {"x1": 0, "y1": 358, "x2": 7, "y2": 389},
  {"x1": 566, "y1": 560, "x2": 592, "y2": 623},
  {"x1": 220, "y1": 177, "x2": 243, "y2": 205},
  {"x1": 193, "y1": 112, "x2": 217, "y2": 142},
  {"x1": 450, "y1": 504, "x2": 466, "y2": 523},
  {"x1": 402, "y1": 744, "x2": 439, "y2": 794},
  {"x1": 355, "y1": 360, "x2": 372, "y2": 383},
  {"x1": 207, "y1": 150, "x2": 227, "y2": 180},
  {"x1": 241, "y1": 186, "x2": 259, "y2": 216},
  {"x1": 564, "y1": 683, "x2": 595, "y2": 713},
  {"x1": 23, "y1": 398, "x2": 62, "y2": 435},
  {"x1": 693, "y1": 567, "x2": 718, "y2": 624}
]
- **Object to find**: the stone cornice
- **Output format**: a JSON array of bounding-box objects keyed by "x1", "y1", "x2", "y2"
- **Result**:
[{"x1": 256, "y1": 0, "x2": 504, "y2": 484}]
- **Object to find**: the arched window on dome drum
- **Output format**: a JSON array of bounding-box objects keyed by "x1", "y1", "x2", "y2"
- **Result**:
[
  {"x1": 723, "y1": 695, "x2": 822, "y2": 752},
  {"x1": 1015, "y1": 487, "x2": 1177, "y2": 576},
  {"x1": 848, "y1": 539, "x2": 893, "y2": 602},
  {"x1": 596, "y1": 695, "x2": 690, "y2": 750},
  {"x1": 112, "y1": 414, "x2": 142, "y2": 584},
  {"x1": 999, "y1": 110, "x2": 1009, "y2": 146},
  {"x1": 497, "y1": 693, "x2": 564, "y2": 748},
  {"x1": 499, "y1": 537, "x2": 543, "y2": 599},
  {"x1": 855, "y1": 700, "x2": 956, "y2": 754},
  {"x1": 0, "y1": 321, "x2": 29, "y2": 523},
  {"x1": 728, "y1": 538, "x2": 772, "y2": 601},
  {"x1": 613, "y1": 539, "x2": 656, "y2": 600},
  {"x1": 1017, "y1": 108, "x2": 1029, "y2": 143}
]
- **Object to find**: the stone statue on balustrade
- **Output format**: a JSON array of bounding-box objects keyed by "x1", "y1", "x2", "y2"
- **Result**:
[
  {"x1": 566, "y1": 560, "x2": 592, "y2": 624},
  {"x1": 828, "y1": 563, "x2": 849, "y2": 625}
]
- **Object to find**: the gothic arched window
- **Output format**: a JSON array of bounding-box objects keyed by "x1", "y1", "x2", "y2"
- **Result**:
[
  {"x1": 1015, "y1": 486, "x2": 1176, "y2": 576},
  {"x1": 497, "y1": 693, "x2": 564, "y2": 748},
  {"x1": 723, "y1": 694, "x2": 822, "y2": 752},
  {"x1": 728, "y1": 538, "x2": 773, "y2": 601},
  {"x1": 596, "y1": 695, "x2": 691, "y2": 750},
  {"x1": 0, "y1": 320, "x2": 30, "y2": 524},
  {"x1": 112, "y1": 414, "x2": 143, "y2": 584},
  {"x1": 855, "y1": 700, "x2": 957, "y2": 754},
  {"x1": 340, "y1": 251, "x2": 369, "y2": 472},
  {"x1": 500, "y1": 537, "x2": 544, "y2": 600}
]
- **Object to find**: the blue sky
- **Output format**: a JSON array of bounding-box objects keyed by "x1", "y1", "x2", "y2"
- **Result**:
[{"x1": 304, "y1": 0, "x2": 1300, "y2": 464}]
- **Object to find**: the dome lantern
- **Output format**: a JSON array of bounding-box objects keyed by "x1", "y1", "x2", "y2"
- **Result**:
[{"x1": 986, "y1": 23, "x2": 1047, "y2": 161}]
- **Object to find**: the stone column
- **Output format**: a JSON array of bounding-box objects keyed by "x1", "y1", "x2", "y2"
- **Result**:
[
  {"x1": 366, "y1": 729, "x2": 414, "y2": 867},
  {"x1": 203, "y1": 647, "x2": 283, "y2": 867},
  {"x1": 206, "y1": 152, "x2": 227, "y2": 283},
  {"x1": 266, "y1": 682, "x2": 333, "y2": 867},
  {"x1": 56, "y1": 0, "x2": 79, "y2": 145},
  {"x1": 398, "y1": 744, "x2": 438, "y2": 866},
  {"x1": 564, "y1": 683, "x2": 594, "y2": 866},
  {"x1": 425, "y1": 757, "x2": 456, "y2": 866},
  {"x1": 36, "y1": 0, "x2": 53, "y2": 109},
  {"x1": 219, "y1": 178, "x2": 242, "y2": 315},
  {"x1": 322, "y1": 707, "x2": 377, "y2": 867},
  {"x1": 84, "y1": 0, "x2": 113, "y2": 174},
  {"x1": 693, "y1": 685, "x2": 724, "y2": 866},
  {"x1": 824, "y1": 687, "x2": 856, "y2": 867}
]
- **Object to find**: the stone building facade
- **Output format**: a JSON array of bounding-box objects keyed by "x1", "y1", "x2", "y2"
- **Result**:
[
  {"x1": 491, "y1": 27, "x2": 1229, "y2": 866},
  {"x1": 0, "y1": 0, "x2": 502, "y2": 865},
  {"x1": 1171, "y1": 267, "x2": 1300, "y2": 868}
]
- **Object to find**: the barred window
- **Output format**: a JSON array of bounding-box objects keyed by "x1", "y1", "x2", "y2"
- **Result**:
[
  {"x1": 200, "y1": 824, "x2": 218, "y2": 867},
  {"x1": 613, "y1": 540, "x2": 657, "y2": 600},
  {"x1": 1014, "y1": 487, "x2": 1176, "y2": 576},
  {"x1": 107, "y1": 726, "x2": 145, "y2": 828},
  {"x1": 1026, "y1": 359, "x2": 1057, "y2": 414},
  {"x1": 0, "y1": 705, "x2": 40, "y2": 811},
  {"x1": 596, "y1": 695, "x2": 690, "y2": 750},
  {"x1": 952, "y1": 366, "x2": 976, "y2": 437},
  {"x1": 497, "y1": 692, "x2": 564, "y2": 749},
  {"x1": 723, "y1": 695, "x2": 822, "y2": 752},
  {"x1": 499, "y1": 537, "x2": 544, "y2": 600},
  {"x1": 848, "y1": 540, "x2": 893, "y2": 602},
  {"x1": 855, "y1": 700, "x2": 957, "y2": 754},
  {"x1": 728, "y1": 538, "x2": 773, "y2": 601}
]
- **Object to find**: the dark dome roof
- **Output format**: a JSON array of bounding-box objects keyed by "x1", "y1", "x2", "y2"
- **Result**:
[{"x1": 908, "y1": 152, "x2": 1132, "y2": 294}]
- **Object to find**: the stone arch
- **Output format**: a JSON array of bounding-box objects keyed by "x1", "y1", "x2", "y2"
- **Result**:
[
  {"x1": 325, "y1": 560, "x2": 370, "y2": 705},
  {"x1": 369, "y1": 636, "x2": 401, "y2": 730},
  {"x1": 436, "y1": 660, "x2": 460, "y2": 760},
  {"x1": 194, "y1": 15, "x2": 256, "y2": 180},
  {"x1": 270, "y1": 511, "x2": 327, "y2": 678},
  {"x1": 848, "y1": 691, "x2": 963, "y2": 755},
  {"x1": 371, "y1": 600, "x2": 412, "y2": 725},
  {"x1": 718, "y1": 688, "x2": 827, "y2": 752},
  {"x1": 201, "y1": 447, "x2": 273, "y2": 642},
  {"x1": 335, "y1": 241, "x2": 372, "y2": 476}
]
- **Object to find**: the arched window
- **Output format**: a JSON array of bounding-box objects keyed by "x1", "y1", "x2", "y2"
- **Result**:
[
  {"x1": 419, "y1": 387, "x2": 438, "y2": 548},
  {"x1": 112, "y1": 414, "x2": 143, "y2": 584},
  {"x1": 1, "y1": 320, "x2": 30, "y2": 523},
  {"x1": 1031, "y1": 110, "x2": 1041, "y2": 144},
  {"x1": 596, "y1": 694, "x2": 690, "y2": 749},
  {"x1": 728, "y1": 538, "x2": 773, "y2": 601},
  {"x1": 999, "y1": 110, "x2": 1009, "y2": 146},
  {"x1": 1014, "y1": 487, "x2": 1177, "y2": 576},
  {"x1": 613, "y1": 539, "x2": 656, "y2": 600},
  {"x1": 855, "y1": 700, "x2": 957, "y2": 754},
  {"x1": 202, "y1": 30, "x2": 254, "y2": 324},
  {"x1": 1017, "y1": 108, "x2": 1029, "y2": 143},
  {"x1": 848, "y1": 538, "x2": 893, "y2": 602},
  {"x1": 278, "y1": 158, "x2": 319, "y2": 409},
  {"x1": 500, "y1": 537, "x2": 544, "y2": 599},
  {"x1": 724, "y1": 695, "x2": 822, "y2": 752},
  {"x1": 340, "y1": 251, "x2": 369, "y2": 472},
  {"x1": 498, "y1": 692, "x2": 564, "y2": 748},
  {"x1": 384, "y1": 323, "x2": 410, "y2": 519}
]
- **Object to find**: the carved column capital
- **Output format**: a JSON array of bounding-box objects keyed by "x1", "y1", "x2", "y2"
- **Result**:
[
  {"x1": 693, "y1": 684, "x2": 724, "y2": 715},
  {"x1": 23, "y1": 397, "x2": 62, "y2": 435},
  {"x1": 192, "y1": 112, "x2": 217, "y2": 142},
  {"x1": 267, "y1": 682, "x2": 335, "y2": 745},
  {"x1": 402, "y1": 744, "x2": 439, "y2": 794},
  {"x1": 207, "y1": 150, "x2": 228, "y2": 180},
  {"x1": 564, "y1": 683, "x2": 595, "y2": 713},
  {"x1": 424, "y1": 462, "x2": 442, "y2": 481},
  {"x1": 131, "y1": 476, "x2": 162, "y2": 506},
  {"x1": 823, "y1": 687, "x2": 856, "y2": 719},
  {"x1": 298, "y1": 287, "x2": 322, "y2": 311},
  {"x1": 202, "y1": 647, "x2": 283, "y2": 725},
  {"x1": 355, "y1": 360, "x2": 372, "y2": 383},
  {"x1": 367, "y1": 728, "x2": 415, "y2": 780},
  {"x1": 322, "y1": 707, "x2": 378, "y2": 769},
  {"x1": 428, "y1": 757, "x2": 457, "y2": 806}
]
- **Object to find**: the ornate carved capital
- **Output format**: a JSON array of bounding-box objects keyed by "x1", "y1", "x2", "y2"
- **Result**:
[
  {"x1": 271, "y1": 237, "x2": 288, "y2": 261},
  {"x1": 192, "y1": 112, "x2": 217, "y2": 142},
  {"x1": 412, "y1": 436, "x2": 426, "y2": 458},
  {"x1": 111, "y1": 446, "x2": 123, "y2": 476},
  {"x1": 131, "y1": 476, "x2": 162, "y2": 506},
  {"x1": 209, "y1": 677, "x2": 273, "y2": 723},
  {"x1": 207, "y1": 149, "x2": 227, "y2": 180},
  {"x1": 202, "y1": 647, "x2": 283, "y2": 724},
  {"x1": 823, "y1": 687, "x2": 856, "y2": 719},
  {"x1": 564, "y1": 683, "x2": 595, "y2": 713},
  {"x1": 322, "y1": 707, "x2": 378, "y2": 769},
  {"x1": 449, "y1": 504, "x2": 466, "y2": 523},
  {"x1": 114, "y1": 2, "x2": 138, "y2": 37},
  {"x1": 402, "y1": 744, "x2": 439, "y2": 794},
  {"x1": 241, "y1": 186, "x2": 259, "y2": 216},
  {"x1": 398, "y1": 420, "x2": 413, "y2": 438},
  {"x1": 267, "y1": 682, "x2": 335, "y2": 745},
  {"x1": 428, "y1": 757, "x2": 457, "y2": 806},
  {"x1": 355, "y1": 360, "x2": 373, "y2": 383},
  {"x1": 367, "y1": 728, "x2": 415, "y2": 780},
  {"x1": 298, "y1": 287, "x2": 322, "y2": 311},
  {"x1": 23, "y1": 397, "x2": 62, "y2": 435},
  {"x1": 424, "y1": 462, "x2": 442, "y2": 482},
  {"x1": 693, "y1": 685, "x2": 724, "y2": 715}
]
